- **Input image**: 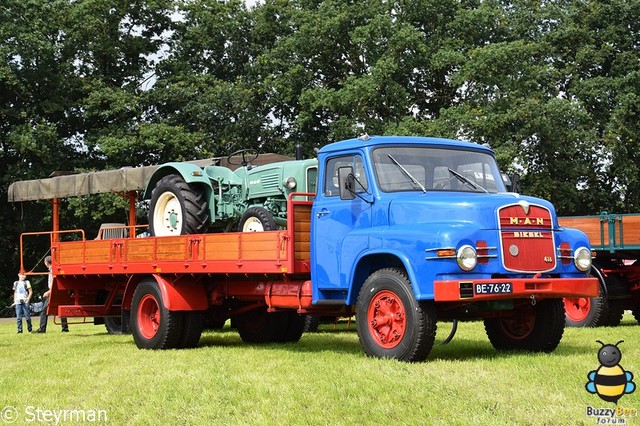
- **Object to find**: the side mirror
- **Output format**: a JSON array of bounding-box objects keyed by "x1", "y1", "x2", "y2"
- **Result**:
[
  {"x1": 504, "y1": 173, "x2": 521, "y2": 193},
  {"x1": 338, "y1": 166, "x2": 355, "y2": 200}
]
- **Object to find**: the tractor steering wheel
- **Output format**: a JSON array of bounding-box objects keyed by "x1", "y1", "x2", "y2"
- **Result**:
[{"x1": 227, "y1": 149, "x2": 259, "y2": 167}]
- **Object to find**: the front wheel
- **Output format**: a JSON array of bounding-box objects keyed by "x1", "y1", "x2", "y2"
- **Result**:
[
  {"x1": 131, "y1": 279, "x2": 183, "y2": 349},
  {"x1": 356, "y1": 268, "x2": 436, "y2": 362},
  {"x1": 484, "y1": 299, "x2": 565, "y2": 352},
  {"x1": 564, "y1": 295, "x2": 607, "y2": 328},
  {"x1": 239, "y1": 207, "x2": 277, "y2": 232}
]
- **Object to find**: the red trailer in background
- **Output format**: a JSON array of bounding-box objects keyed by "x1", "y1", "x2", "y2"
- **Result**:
[{"x1": 559, "y1": 213, "x2": 640, "y2": 327}]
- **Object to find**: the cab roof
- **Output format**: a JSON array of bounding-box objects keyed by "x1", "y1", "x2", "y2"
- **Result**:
[{"x1": 317, "y1": 135, "x2": 493, "y2": 156}]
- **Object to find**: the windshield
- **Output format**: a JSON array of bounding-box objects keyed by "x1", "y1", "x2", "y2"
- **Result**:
[{"x1": 372, "y1": 146, "x2": 506, "y2": 193}]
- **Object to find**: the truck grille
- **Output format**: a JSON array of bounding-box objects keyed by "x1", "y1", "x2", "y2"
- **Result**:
[{"x1": 498, "y1": 202, "x2": 555, "y2": 273}]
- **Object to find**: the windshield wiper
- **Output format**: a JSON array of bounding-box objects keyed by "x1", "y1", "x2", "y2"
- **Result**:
[
  {"x1": 448, "y1": 168, "x2": 488, "y2": 193},
  {"x1": 388, "y1": 154, "x2": 426, "y2": 193}
]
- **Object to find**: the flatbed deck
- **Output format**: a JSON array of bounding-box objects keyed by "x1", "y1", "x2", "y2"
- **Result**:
[{"x1": 559, "y1": 212, "x2": 640, "y2": 253}]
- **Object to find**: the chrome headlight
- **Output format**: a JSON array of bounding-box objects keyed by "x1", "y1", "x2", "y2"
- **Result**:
[
  {"x1": 457, "y1": 245, "x2": 477, "y2": 271},
  {"x1": 574, "y1": 246, "x2": 592, "y2": 271},
  {"x1": 284, "y1": 176, "x2": 297, "y2": 189}
]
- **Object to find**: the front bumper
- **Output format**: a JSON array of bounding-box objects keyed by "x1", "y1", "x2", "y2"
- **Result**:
[{"x1": 433, "y1": 277, "x2": 598, "y2": 302}]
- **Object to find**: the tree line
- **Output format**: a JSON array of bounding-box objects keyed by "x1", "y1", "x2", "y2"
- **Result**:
[{"x1": 1, "y1": 0, "x2": 638, "y2": 301}]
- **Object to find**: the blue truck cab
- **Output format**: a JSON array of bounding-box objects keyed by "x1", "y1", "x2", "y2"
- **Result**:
[{"x1": 310, "y1": 135, "x2": 598, "y2": 361}]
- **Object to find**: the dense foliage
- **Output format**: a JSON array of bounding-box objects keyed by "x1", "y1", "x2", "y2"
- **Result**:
[{"x1": 1, "y1": 0, "x2": 638, "y2": 301}]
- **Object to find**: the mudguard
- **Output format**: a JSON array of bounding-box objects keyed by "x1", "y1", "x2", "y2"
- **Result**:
[{"x1": 143, "y1": 163, "x2": 213, "y2": 199}]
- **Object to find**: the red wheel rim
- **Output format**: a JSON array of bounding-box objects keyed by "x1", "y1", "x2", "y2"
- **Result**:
[
  {"x1": 367, "y1": 290, "x2": 406, "y2": 349},
  {"x1": 564, "y1": 297, "x2": 591, "y2": 322},
  {"x1": 138, "y1": 294, "x2": 160, "y2": 339},
  {"x1": 498, "y1": 314, "x2": 535, "y2": 340}
]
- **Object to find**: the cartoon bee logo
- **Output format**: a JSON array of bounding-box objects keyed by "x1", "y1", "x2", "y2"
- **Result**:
[{"x1": 586, "y1": 340, "x2": 636, "y2": 404}]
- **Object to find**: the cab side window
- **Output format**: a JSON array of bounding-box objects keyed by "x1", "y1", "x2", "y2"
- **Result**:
[{"x1": 324, "y1": 155, "x2": 367, "y2": 196}]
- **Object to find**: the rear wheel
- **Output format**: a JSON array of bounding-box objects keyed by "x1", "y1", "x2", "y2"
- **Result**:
[
  {"x1": 104, "y1": 296, "x2": 130, "y2": 334},
  {"x1": 149, "y1": 174, "x2": 209, "y2": 236},
  {"x1": 303, "y1": 315, "x2": 321, "y2": 333},
  {"x1": 235, "y1": 308, "x2": 282, "y2": 343},
  {"x1": 105, "y1": 315, "x2": 127, "y2": 335},
  {"x1": 485, "y1": 299, "x2": 565, "y2": 352},
  {"x1": 274, "y1": 311, "x2": 306, "y2": 343},
  {"x1": 356, "y1": 268, "x2": 436, "y2": 362},
  {"x1": 239, "y1": 207, "x2": 277, "y2": 232},
  {"x1": 600, "y1": 274, "x2": 628, "y2": 327},
  {"x1": 131, "y1": 279, "x2": 183, "y2": 349},
  {"x1": 178, "y1": 311, "x2": 204, "y2": 349}
]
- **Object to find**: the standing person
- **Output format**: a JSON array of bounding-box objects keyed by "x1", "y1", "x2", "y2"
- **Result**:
[
  {"x1": 33, "y1": 256, "x2": 69, "y2": 333},
  {"x1": 13, "y1": 272, "x2": 33, "y2": 333}
]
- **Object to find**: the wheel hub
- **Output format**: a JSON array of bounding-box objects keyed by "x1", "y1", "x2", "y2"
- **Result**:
[
  {"x1": 168, "y1": 211, "x2": 179, "y2": 229},
  {"x1": 564, "y1": 297, "x2": 591, "y2": 322},
  {"x1": 368, "y1": 290, "x2": 406, "y2": 349},
  {"x1": 138, "y1": 294, "x2": 160, "y2": 339}
]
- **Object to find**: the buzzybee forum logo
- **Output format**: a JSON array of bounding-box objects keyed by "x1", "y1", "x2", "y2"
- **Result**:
[{"x1": 586, "y1": 340, "x2": 636, "y2": 404}]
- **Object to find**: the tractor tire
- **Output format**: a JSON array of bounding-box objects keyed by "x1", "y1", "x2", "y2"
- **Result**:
[
  {"x1": 177, "y1": 310, "x2": 204, "y2": 349},
  {"x1": 131, "y1": 279, "x2": 183, "y2": 349},
  {"x1": 149, "y1": 174, "x2": 209, "y2": 236},
  {"x1": 484, "y1": 299, "x2": 565, "y2": 352},
  {"x1": 239, "y1": 206, "x2": 277, "y2": 232},
  {"x1": 356, "y1": 268, "x2": 437, "y2": 362}
]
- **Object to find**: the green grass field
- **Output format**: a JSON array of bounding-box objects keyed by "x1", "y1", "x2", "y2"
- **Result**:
[{"x1": 1, "y1": 315, "x2": 638, "y2": 425}]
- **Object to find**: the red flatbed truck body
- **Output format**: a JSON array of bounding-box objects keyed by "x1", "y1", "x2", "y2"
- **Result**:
[{"x1": 42, "y1": 196, "x2": 320, "y2": 321}]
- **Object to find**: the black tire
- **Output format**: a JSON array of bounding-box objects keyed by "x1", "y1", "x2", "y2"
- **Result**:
[
  {"x1": 178, "y1": 311, "x2": 204, "y2": 349},
  {"x1": 564, "y1": 268, "x2": 607, "y2": 327},
  {"x1": 484, "y1": 299, "x2": 565, "y2": 352},
  {"x1": 239, "y1": 206, "x2": 277, "y2": 232},
  {"x1": 235, "y1": 308, "x2": 282, "y2": 343},
  {"x1": 105, "y1": 316, "x2": 123, "y2": 334},
  {"x1": 104, "y1": 296, "x2": 130, "y2": 334},
  {"x1": 600, "y1": 274, "x2": 628, "y2": 327},
  {"x1": 632, "y1": 305, "x2": 640, "y2": 324},
  {"x1": 131, "y1": 279, "x2": 183, "y2": 349},
  {"x1": 564, "y1": 295, "x2": 608, "y2": 327},
  {"x1": 355, "y1": 268, "x2": 437, "y2": 362},
  {"x1": 149, "y1": 174, "x2": 209, "y2": 236},
  {"x1": 602, "y1": 301, "x2": 625, "y2": 327},
  {"x1": 273, "y1": 311, "x2": 306, "y2": 343},
  {"x1": 303, "y1": 315, "x2": 321, "y2": 332}
]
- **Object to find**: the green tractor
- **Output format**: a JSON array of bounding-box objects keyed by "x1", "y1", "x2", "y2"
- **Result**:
[{"x1": 144, "y1": 150, "x2": 318, "y2": 236}]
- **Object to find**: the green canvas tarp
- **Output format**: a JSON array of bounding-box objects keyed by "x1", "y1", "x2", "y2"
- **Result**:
[{"x1": 8, "y1": 154, "x2": 292, "y2": 202}]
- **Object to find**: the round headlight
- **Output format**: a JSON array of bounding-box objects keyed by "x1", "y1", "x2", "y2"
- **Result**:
[
  {"x1": 574, "y1": 246, "x2": 592, "y2": 271},
  {"x1": 457, "y1": 245, "x2": 477, "y2": 271},
  {"x1": 284, "y1": 176, "x2": 297, "y2": 190}
]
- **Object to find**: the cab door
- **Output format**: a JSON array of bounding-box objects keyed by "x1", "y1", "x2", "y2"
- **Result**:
[{"x1": 311, "y1": 154, "x2": 372, "y2": 302}]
